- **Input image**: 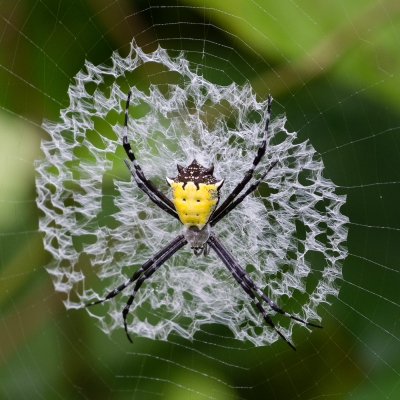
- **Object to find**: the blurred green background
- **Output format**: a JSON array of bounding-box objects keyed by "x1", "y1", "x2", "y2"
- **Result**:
[{"x1": 1, "y1": 0, "x2": 400, "y2": 399}]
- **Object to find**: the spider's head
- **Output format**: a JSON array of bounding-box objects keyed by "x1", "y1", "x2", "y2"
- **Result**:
[{"x1": 166, "y1": 160, "x2": 224, "y2": 230}]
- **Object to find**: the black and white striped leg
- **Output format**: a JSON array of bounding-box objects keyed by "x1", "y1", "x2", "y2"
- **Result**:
[
  {"x1": 207, "y1": 233, "x2": 296, "y2": 350},
  {"x1": 211, "y1": 94, "x2": 272, "y2": 223},
  {"x1": 124, "y1": 160, "x2": 180, "y2": 222},
  {"x1": 211, "y1": 234, "x2": 322, "y2": 329},
  {"x1": 122, "y1": 235, "x2": 187, "y2": 342},
  {"x1": 208, "y1": 233, "x2": 322, "y2": 350},
  {"x1": 210, "y1": 160, "x2": 278, "y2": 226},
  {"x1": 123, "y1": 90, "x2": 176, "y2": 212},
  {"x1": 86, "y1": 234, "x2": 187, "y2": 340}
]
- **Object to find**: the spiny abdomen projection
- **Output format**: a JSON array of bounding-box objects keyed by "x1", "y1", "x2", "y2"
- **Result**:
[{"x1": 166, "y1": 160, "x2": 224, "y2": 230}]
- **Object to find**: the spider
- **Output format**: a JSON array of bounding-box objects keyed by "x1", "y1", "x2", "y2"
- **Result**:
[{"x1": 86, "y1": 90, "x2": 322, "y2": 350}]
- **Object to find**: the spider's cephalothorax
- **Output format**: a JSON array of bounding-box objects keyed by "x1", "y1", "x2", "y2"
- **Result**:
[{"x1": 86, "y1": 90, "x2": 322, "y2": 350}]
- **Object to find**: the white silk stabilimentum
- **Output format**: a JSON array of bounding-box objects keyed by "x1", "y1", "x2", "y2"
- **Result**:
[{"x1": 35, "y1": 41, "x2": 348, "y2": 346}]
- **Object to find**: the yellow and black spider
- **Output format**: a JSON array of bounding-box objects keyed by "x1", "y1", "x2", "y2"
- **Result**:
[{"x1": 86, "y1": 90, "x2": 322, "y2": 350}]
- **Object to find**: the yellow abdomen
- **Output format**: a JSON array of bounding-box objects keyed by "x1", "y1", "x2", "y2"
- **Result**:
[{"x1": 169, "y1": 181, "x2": 219, "y2": 229}]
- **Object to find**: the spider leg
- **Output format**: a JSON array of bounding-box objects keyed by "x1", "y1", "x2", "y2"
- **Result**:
[
  {"x1": 124, "y1": 160, "x2": 180, "y2": 222},
  {"x1": 207, "y1": 233, "x2": 296, "y2": 351},
  {"x1": 210, "y1": 94, "x2": 273, "y2": 223},
  {"x1": 208, "y1": 233, "x2": 322, "y2": 349},
  {"x1": 122, "y1": 234, "x2": 187, "y2": 342},
  {"x1": 123, "y1": 90, "x2": 177, "y2": 212},
  {"x1": 86, "y1": 234, "x2": 187, "y2": 341},
  {"x1": 209, "y1": 234, "x2": 322, "y2": 329},
  {"x1": 210, "y1": 160, "x2": 278, "y2": 226}
]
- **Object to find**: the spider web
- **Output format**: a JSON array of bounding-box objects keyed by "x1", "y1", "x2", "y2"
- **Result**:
[
  {"x1": 1, "y1": 1, "x2": 400, "y2": 399},
  {"x1": 35, "y1": 40, "x2": 347, "y2": 346}
]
